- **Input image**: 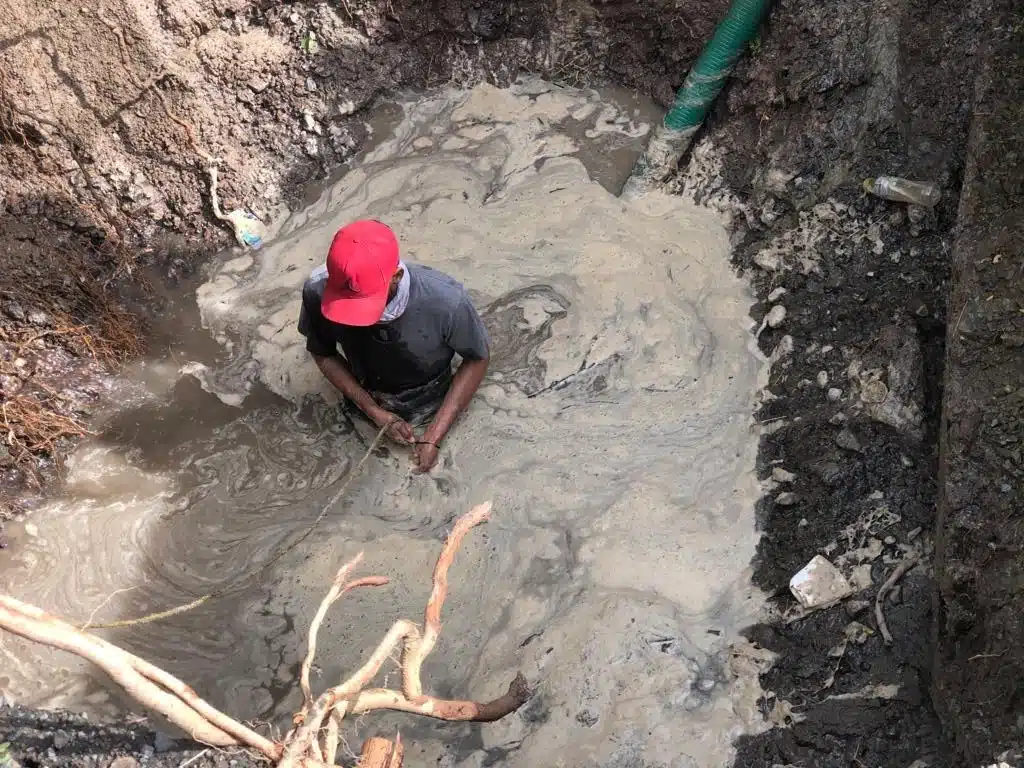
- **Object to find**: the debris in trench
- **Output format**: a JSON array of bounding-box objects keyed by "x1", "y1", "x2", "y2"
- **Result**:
[
  {"x1": 863, "y1": 176, "x2": 941, "y2": 207},
  {"x1": 875, "y1": 554, "x2": 919, "y2": 645},
  {"x1": 208, "y1": 167, "x2": 267, "y2": 250},
  {"x1": 756, "y1": 304, "x2": 787, "y2": 337},
  {"x1": 789, "y1": 555, "x2": 853, "y2": 610},
  {"x1": 0, "y1": 503, "x2": 531, "y2": 767}
]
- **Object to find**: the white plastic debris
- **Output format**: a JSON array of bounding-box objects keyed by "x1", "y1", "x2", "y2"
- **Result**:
[{"x1": 789, "y1": 555, "x2": 853, "y2": 609}]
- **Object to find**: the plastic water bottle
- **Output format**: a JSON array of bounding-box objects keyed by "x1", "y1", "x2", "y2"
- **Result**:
[{"x1": 863, "y1": 176, "x2": 941, "y2": 207}]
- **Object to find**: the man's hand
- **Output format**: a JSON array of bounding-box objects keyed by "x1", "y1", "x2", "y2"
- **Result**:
[
  {"x1": 370, "y1": 408, "x2": 414, "y2": 444},
  {"x1": 413, "y1": 440, "x2": 440, "y2": 473}
]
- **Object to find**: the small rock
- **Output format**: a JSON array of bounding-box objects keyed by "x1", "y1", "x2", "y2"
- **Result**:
[
  {"x1": 765, "y1": 304, "x2": 787, "y2": 328},
  {"x1": 884, "y1": 535, "x2": 897, "y2": 545},
  {"x1": 771, "y1": 467, "x2": 796, "y2": 483},
  {"x1": 845, "y1": 599, "x2": 871, "y2": 617},
  {"x1": 798, "y1": 518, "x2": 808, "y2": 527},
  {"x1": 305, "y1": 76, "x2": 317, "y2": 92},
  {"x1": 827, "y1": 387, "x2": 842, "y2": 402},
  {"x1": 3, "y1": 301, "x2": 26, "y2": 321},
  {"x1": 775, "y1": 491, "x2": 799, "y2": 506},
  {"x1": 13, "y1": 357, "x2": 28, "y2": 369},
  {"x1": 770, "y1": 335, "x2": 794, "y2": 363},
  {"x1": 907, "y1": 526, "x2": 922, "y2": 541},
  {"x1": 789, "y1": 555, "x2": 853, "y2": 609},
  {"x1": 248, "y1": 75, "x2": 270, "y2": 93},
  {"x1": 27, "y1": 308, "x2": 49, "y2": 326},
  {"x1": 52, "y1": 730, "x2": 71, "y2": 749},
  {"x1": 835, "y1": 428, "x2": 862, "y2": 453},
  {"x1": 821, "y1": 344, "x2": 834, "y2": 353},
  {"x1": 767, "y1": 286, "x2": 787, "y2": 303},
  {"x1": 697, "y1": 678, "x2": 716, "y2": 692},
  {"x1": 829, "y1": 412, "x2": 847, "y2": 425},
  {"x1": 304, "y1": 137, "x2": 319, "y2": 157},
  {"x1": 754, "y1": 251, "x2": 781, "y2": 272},
  {"x1": 816, "y1": 370, "x2": 829, "y2": 387},
  {"x1": 109, "y1": 758, "x2": 140, "y2": 768},
  {"x1": 302, "y1": 111, "x2": 322, "y2": 135},
  {"x1": 849, "y1": 563, "x2": 874, "y2": 590},
  {"x1": 24, "y1": 522, "x2": 39, "y2": 537}
]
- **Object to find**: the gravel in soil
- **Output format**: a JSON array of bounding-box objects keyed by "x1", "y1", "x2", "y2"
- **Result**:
[{"x1": 669, "y1": 0, "x2": 1004, "y2": 764}]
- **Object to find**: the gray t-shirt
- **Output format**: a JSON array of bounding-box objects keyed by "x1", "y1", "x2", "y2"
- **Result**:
[{"x1": 298, "y1": 263, "x2": 489, "y2": 400}]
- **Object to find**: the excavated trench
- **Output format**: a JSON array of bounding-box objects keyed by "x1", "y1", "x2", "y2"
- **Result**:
[{"x1": 1, "y1": 1, "x2": 1021, "y2": 767}]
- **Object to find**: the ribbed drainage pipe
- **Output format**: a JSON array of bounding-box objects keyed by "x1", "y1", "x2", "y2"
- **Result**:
[{"x1": 621, "y1": 0, "x2": 772, "y2": 200}]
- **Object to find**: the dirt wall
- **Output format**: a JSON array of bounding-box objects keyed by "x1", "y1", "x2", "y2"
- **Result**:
[
  {"x1": 932, "y1": 1, "x2": 1024, "y2": 761},
  {"x1": 0, "y1": 0, "x2": 724, "y2": 253}
]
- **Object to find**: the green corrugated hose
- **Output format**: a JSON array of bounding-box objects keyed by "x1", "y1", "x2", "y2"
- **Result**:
[{"x1": 621, "y1": 0, "x2": 771, "y2": 199}]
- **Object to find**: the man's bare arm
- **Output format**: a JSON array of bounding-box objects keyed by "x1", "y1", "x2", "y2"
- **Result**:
[
  {"x1": 313, "y1": 354, "x2": 414, "y2": 442},
  {"x1": 422, "y1": 357, "x2": 489, "y2": 447}
]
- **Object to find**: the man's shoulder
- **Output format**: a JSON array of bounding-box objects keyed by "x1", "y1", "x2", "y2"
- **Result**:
[
  {"x1": 302, "y1": 265, "x2": 329, "y2": 300},
  {"x1": 408, "y1": 264, "x2": 469, "y2": 305}
]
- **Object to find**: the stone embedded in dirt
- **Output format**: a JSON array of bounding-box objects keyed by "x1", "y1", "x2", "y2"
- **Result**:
[
  {"x1": 3, "y1": 301, "x2": 26, "y2": 322},
  {"x1": 789, "y1": 555, "x2": 854, "y2": 609},
  {"x1": 108, "y1": 758, "x2": 140, "y2": 768},
  {"x1": 835, "y1": 428, "x2": 863, "y2": 453},
  {"x1": 754, "y1": 250, "x2": 781, "y2": 272},
  {"x1": 775, "y1": 492, "x2": 799, "y2": 506},
  {"x1": 845, "y1": 599, "x2": 871, "y2": 617},
  {"x1": 248, "y1": 75, "x2": 270, "y2": 93},
  {"x1": 772, "y1": 466, "x2": 797, "y2": 483},
  {"x1": 767, "y1": 286, "x2": 787, "y2": 302},
  {"x1": 766, "y1": 304, "x2": 787, "y2": 328},
  {"x1": 827, "y1": 387, "x2": 842, "y2": 402},
  {"x1": 770, "y1": 334, "x2": 794, "y2": 363},
  {"x1": 816, "y1": 370, "x2": 828, "y2": 387},
  {"x1": 27, "y1": 309, "x2": 50, "y2": 326}
]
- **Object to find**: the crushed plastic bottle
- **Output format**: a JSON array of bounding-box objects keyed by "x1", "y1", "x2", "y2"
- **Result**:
[{"x1": 863, "y1": 176, "x2": 941, "y2": 207}]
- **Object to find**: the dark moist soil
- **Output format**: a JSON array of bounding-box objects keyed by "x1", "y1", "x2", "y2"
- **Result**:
[
  {"x1": 932, "y1": 3, "x2": 1024, "y2": 764},
  {"x1": 690, "y1": 0, "x2": 1021, "y2": 765}
]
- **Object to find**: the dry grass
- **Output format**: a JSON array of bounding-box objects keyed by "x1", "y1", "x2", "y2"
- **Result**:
[{"x1": 0, "y1": 235, "x2": 145, "y2": 488}]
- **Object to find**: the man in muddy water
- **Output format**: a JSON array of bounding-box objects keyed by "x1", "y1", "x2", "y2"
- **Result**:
[{"x1": 297, "y1": 219, "x2": 490, "y2": 473}]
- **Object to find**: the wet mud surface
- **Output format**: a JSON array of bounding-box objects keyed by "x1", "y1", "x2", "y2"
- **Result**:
[{"x1": 3, "y1": 82, "x2": 769, "y2": 767}]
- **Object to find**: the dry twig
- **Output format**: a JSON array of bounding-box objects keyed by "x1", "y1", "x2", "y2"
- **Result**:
[
  {"x1": 0, "y1": 501, "x2": 531, "y2": 767},
  {"x1": 874, "y1": 555, "x2": 919, "y2": 645}
]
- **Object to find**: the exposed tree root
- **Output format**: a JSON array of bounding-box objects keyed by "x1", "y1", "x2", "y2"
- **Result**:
[
  {"x1": 875, "y1": 555, "x2": 919, "y2": 646},
  {"x1": 0, "y1": 502, "x2": 532, "y2": 766}
]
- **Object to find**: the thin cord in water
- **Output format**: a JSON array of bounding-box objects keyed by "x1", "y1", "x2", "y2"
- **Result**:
[{"x1": 83, "y1": 424, "x2": 389, "y2": 630}]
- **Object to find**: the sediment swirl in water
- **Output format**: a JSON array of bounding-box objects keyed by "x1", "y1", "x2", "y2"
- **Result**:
[{"x1": 2, "y1": 79, "x2": 768, "y2": 766}]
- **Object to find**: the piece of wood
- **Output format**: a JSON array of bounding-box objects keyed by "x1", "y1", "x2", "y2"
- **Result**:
[{"x1": 359, "y1": 736, "x2": 404, "y2": 767}]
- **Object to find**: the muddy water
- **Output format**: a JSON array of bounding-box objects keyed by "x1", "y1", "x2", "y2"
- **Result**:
[{"x1": 0, "y1": 79, "x2": 768, "y2": 766}]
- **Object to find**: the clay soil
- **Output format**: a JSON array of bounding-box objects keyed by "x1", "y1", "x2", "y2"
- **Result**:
[{"x1": 2, "y1": 0, "x2": 1022, "y2": 766}]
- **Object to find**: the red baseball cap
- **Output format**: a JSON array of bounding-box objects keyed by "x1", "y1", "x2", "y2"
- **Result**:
[{"x1": 321, "y1": 220, "x2": 400, "y2": 326}]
